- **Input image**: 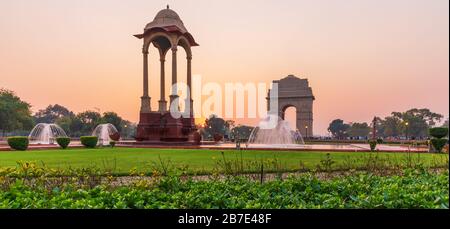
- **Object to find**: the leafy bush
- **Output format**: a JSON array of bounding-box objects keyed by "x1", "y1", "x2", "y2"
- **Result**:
[
  {"x1": 56, "y1": 137, "x2": 70, "y2": 149},
  {"x1": 7, "y1": 136, "x2": 29, "y2": 151},
  {"x1": 368, "y1": 140, "x2": 377, "y2": 151},
  {"x1": 429, "y1": 127, "x2": 448, "y2": 153},
  {"x1": 109, "y1": 141, "x2": 116, "y2": 148},
  {"x1": 431, "y1": 139, "x2": 448, "y2": 153},
  {"x1": 193, "y1": 132, "x2": 201, "y2": 145},
  {"x1": 80, "y1": 136, "x2": 98, "y2": 148},
  {"x1": 429, "y1": 127, "x2": 449, "y2": 139},
  {"x1": 0, "y1": 169, "x2": 447, "y2": 209},
  {"x1": 213, "y1": 133, "x2": 223, "y2": 142}
]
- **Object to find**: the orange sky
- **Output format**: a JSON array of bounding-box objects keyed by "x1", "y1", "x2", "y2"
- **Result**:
[{"x1": 0, "y1": 0, "x2": 448, "y2": 135}]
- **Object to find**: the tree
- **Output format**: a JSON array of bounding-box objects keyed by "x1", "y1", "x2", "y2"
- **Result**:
[
  {"x1": 101, "y1": 112, "x2": 124, "y2": 132},
  {"x1": 33, "y1": 104, "x2": 76, "y2": 135},
  {"x1": 327, "y1": 119, "x2": 350, "y2": 139},
  {"x1": 0, "y1": 89, "x2": 33, "y2": 135},
  {"x1": 55, "y1": 116, "x2": 73, "y2": 135},
  {"x1": 442, "y1": 118, "x2": 449, "y2": 128},
  {"x1": 408, "y1": 108, "x2": 443, "y2": 126},
  {"x1": 380, "y1": 116, "x2": 402, "y2": 137},
  {"x1": 201, "y1": 115, "x2": 230, "y2": 140},
  {"x1": 46, "y1": 108, "x2": 134, "y2": 137},
  {"x1": 120, "y1": 120, "x2": 136, "y2": 139},
  {"x1": 230, "y1": 125, "x2": 254, "y2": 141},
  {"x1": 375, "y1": 108, "x2": 444, "y2": 139},
  {"x1": 225, "y1": 120, "x2": 236, "y2": 130},
  {"x1": 75, "y1": 111, "x2": 102, "y2": 135},
  {"x1": 347, "y1": 122, "x2": 370, "y2": 138},
  {"x1": 392, "y1": 108, "x2": 443, "y2": 138},
  {"x1": 34, "y1": 104, "x2": 73, "y2": 124}
]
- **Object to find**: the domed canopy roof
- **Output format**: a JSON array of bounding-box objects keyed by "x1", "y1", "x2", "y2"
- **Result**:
[
  {"x1": 145, "y1": 7, "x2": 188, "y2": 34},
  {"x1": 134, "y1": 6, "x2": 198, "y2": 46},
  {"x1": 154, "y1": 8, "x2": 182, "y2": 21}
]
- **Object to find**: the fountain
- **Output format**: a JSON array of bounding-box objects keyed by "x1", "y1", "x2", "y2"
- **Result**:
[
  {"x1": 92, "y1": 123, "x2": 120, "y2": 146},
  {"x1": 29, "y1": 123, "x2": 68, "y2": 144},
  {"x1": 246, "y1": 115, "x2": 304, "y2": 148}
]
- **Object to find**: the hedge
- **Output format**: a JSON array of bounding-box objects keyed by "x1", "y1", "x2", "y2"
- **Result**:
[
  {"x1": 429, "y1": 127, "x2": 449, "y2": 139},
  {"x1": 431, "y1": 139, "x2": 448, "y2": 153},
  {"x1": 368, "y1": 140, "x2": 377, "y2": 151},
  {"x1": 56, "y1": 137, "x2": 71, "y2": 149},
  {"x1": 7, "y1": 136, "x2": 29, "y2": 151},
  {"x1": 0, "y1": 170, "x2": 447, "y2": 209},
  {"x1": 80, "y1": 136, "x2": 98, "y2": 148},
  {"x1": 109, "y1": 141, "x2": 116, "y2": 147}
]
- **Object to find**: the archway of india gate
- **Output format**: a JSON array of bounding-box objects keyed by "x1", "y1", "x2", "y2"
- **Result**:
[
  {"x1": 134, "y1": 6, "x2": 198, "y2": 143},
  {"x1": 267, "y1": 75, "x2": 315, "y2": 137}
]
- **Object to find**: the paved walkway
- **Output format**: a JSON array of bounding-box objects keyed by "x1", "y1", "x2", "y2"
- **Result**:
[
  {"x1": 201, "y1": 143, "x2": 428, "y2": 152},
  {"x1": 0, "y1": 142, "x2": 428, "y2": 152}
]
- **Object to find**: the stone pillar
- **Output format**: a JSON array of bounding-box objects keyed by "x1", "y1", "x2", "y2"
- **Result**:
[
  {"x1": 169, "y1": 47, "x2": 178, "y2": 105},
  {"x1": 140, "y1": 49, "x2": 151, "y2": 112},
  {"x1": 307, "y1": 111, "x2": 313, "y2": 137},
  {"x1": 308, "y1": 104, "x2": 314, "y2": 137},
  {"x1": 186, "y1": 55, "x2": 193, "y2": 116},
  {"x1": 158, "y1": 57, "x2": 167, "y2": 112},
  {"x1": 296, "y1": 110, "x2": 313, "y2": 138}
]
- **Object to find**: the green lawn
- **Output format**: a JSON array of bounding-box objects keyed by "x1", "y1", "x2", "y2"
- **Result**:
[{"x1": 0, "y1": 147, "x2": 447, "y2": 175}]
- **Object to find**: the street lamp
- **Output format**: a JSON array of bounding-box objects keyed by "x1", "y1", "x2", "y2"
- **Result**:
[
  {"x1": 305, "y1": 125, "x2": 308, "y2": 139},
  {"x1": 405, "y1": 122, "x2": 409, "y2": 140}
]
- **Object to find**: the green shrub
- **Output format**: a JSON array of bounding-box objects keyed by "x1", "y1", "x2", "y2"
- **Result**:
[
  {"x1": 109, "y1": 141, "x2": 116, "y2": 147},
  {"x1": 368, "y1": 140, "x2": 377, "y2": 151},
  {"x1": 7, "y1": 136, "x2": 29, "y2": 151},
  {"x1": 80, "y1": 136, "x2": 98, "y2": 148},
  {"x1": 56, "y1": 137, "x2": 71, "y2": 149},
  {"x1": 430, "y1": 139, "x2": 448, "y2": 153},
  {"x1": 213, "y1": 133, "x2": 223, "y2": 142},
  {"x1": 0, "y1": 169, "x2": 447, "y2": 209},
  {"x1": 429, "y1": 127, "x2": 449, "y2": 139}
]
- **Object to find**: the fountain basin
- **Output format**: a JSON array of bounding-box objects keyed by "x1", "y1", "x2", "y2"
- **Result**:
[
  {"x1": 28, "y1": 123, "x2": 68, "y2": 145},
  {"x1": 92, "y1": 123, "x2": 120, "y2": 146}
]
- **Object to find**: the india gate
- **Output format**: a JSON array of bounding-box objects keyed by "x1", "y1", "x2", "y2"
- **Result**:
[
  {"x1": 134, "y1": 6, "x2": 314, "y2": 142},
  {"x1": 134, "y1": 6, "x2": 198, "y2": 143},
  {"x1": 267, "y1": 75, "x2": 315, "y2": 137}
]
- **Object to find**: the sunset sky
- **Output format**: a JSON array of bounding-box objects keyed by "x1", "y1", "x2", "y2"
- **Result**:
[{"x1": 0, "y1": 0, "x2": 448, "y2": 135}]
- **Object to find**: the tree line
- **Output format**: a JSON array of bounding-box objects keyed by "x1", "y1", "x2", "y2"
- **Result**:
[
  {"x1": 0, "y1": 88, "x2": 135, "y2": 138},
  {"x1": 200, "y1": 114, "x2": 253, "y2": 141},
  {"x1": 328, "y1": 108, "x2": 448, "y2": 140},
  {"x1": 202, "y1": 108, "x2": 448, "y2": 142}
]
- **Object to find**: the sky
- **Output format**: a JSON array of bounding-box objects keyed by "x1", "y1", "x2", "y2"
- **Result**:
[{"x1": 0, "y1": 0, "x2": 448, "y2": 135}]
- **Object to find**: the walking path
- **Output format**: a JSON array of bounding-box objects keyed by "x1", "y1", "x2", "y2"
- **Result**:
[{"x1": 0, "y1": 141, "x2": 428, "y2": 152}]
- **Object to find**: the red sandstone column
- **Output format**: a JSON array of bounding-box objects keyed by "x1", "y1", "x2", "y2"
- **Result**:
[
  {"x1": 140, "y1": 49, "x2": 151, "y2": 112},
  {"x1": 187, "y1": 55, "x2": 193, "y2": 117},
  {"x1": 158, "y1": 57, "x2": 167, "y2": 112},
  {"x1": 169, "y1": 47, "x2": 178, "y2": 106}
]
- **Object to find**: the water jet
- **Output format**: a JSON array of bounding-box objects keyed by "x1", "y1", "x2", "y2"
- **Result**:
[{"x1": 29, "y1": 123, "x2": 68, "y2": 144}]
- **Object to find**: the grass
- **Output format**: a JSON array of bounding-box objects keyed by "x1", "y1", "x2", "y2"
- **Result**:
[{"x1": 0, "y1": 147, "x2": 447, "y2": 175}]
